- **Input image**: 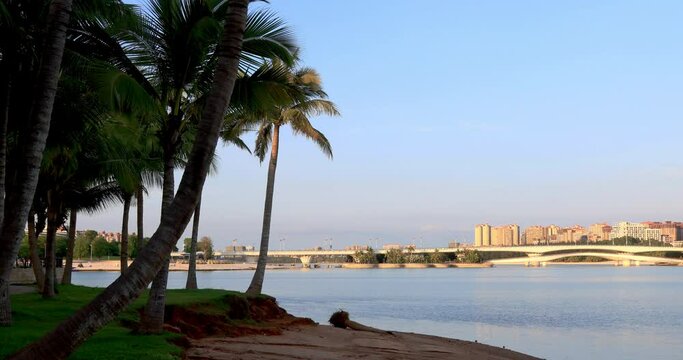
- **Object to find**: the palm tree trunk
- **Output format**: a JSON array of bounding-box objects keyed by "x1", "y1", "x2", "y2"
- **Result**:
[
  {"x1": 120, "y1": 194, "x2": 131, "y2": 274},
  {"x1": 61, "y1": 208, "x2": 77, "y2": 285},
  {"x1": 27, "y1": 210, "x2": 45, "y2": 290},
  {"x1": 43, "y1": 192, "x2": 60, "y2": 299},
  {"x1": 0, "y1": 62, "x2": 10, "y2": 230},
  {"x1": 186, "y1": 192, "x2": 202, "y2": 289},
  {"x1": 136, "y1": 186, "x2": 144, "y2": 256},
  {"x1": 8, "y1": 1, "x2": 248, "y2": 355},
  {"x1": 140, "y1": 148, "x2": 175, "y2": 333},
  {"x1": 0, "y1": 0, "x2": 73, "y2": 325},
  {"x1": 246, "y1": 124, "x2": 281, "y2": 296}
]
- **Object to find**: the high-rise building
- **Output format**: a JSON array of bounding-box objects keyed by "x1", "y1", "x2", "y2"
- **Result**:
[
  {"x1": 474, "y1": 225, "x2": 482, "y2": 247},
  {"x1": 546, "y1": 225, "x2": 560, "y2": 242},
  {"x1": 482, "y1": 224, "x2": 491, "y2": 246},
  {"x1": 609, "y1": 222, "x2": 661, "y2": 241},
  {"x1": 474, "y1": 224, "x2": 492, "y2": 246},
  {"x1": 512, "y1": 224, "x2": 520, "y2": 245},
  {"x1": 642, "y1": 221, "x2": 683, "y2": 243},
  {"x1": 588, "y1": 223, "x2": 612, "y2": 242},
  {"x1": 524, "y1": 225, "x2": 545, "y2": 245},
  {"x1": 491, "y1": 224, "x2": 520, "y2": 246},
  {"x1": 556, "y1": 225, "x2": 585, "y2": 243}
]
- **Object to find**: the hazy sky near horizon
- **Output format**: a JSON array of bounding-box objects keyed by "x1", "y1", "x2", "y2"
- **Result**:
[{"x1": 80, "y1": 0, "x2": 683, "y2": 250}]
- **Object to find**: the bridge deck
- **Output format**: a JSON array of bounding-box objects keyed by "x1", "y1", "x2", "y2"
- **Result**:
[{"x1": 225, "y1": 245, "x2": 682, "y2": 258}]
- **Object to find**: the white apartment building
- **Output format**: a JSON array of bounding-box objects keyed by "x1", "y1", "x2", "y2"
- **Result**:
[{"x1": 609, "y1": 222, "x2": 661, "y2": 241}]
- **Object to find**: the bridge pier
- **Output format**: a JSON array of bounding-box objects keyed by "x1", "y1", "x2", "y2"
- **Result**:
[
  {"x1": 298, "y1": 256, "x2": 312, "y2": 268},
  {"x1": 618, "y1": 259, "x2": 640, "y2": 267}
]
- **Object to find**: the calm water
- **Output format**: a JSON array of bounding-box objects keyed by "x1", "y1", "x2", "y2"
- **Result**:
[{"x1": 73, "y1": 266, "x2": 683, "y2": 360}]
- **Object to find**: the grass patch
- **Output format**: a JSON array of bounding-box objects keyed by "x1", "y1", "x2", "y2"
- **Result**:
[{"x1": 0, "y1": 285, "x2": 243, "y2": 359}]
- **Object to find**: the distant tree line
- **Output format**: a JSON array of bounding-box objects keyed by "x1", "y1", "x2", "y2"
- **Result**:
[{"x1": 351, "y1": 248, "x2": 483, "y2": 264}]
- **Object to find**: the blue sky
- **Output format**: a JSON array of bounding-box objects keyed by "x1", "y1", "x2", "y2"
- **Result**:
[{"x1": 81, "y1": 0, "x2": 683, "y2": 250}]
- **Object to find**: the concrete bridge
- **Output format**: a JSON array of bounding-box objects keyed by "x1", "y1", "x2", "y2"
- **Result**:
[
  {"x1": 477, "y1": 245, "x2": 683, "y2": 266},
  {"x1": 227, "y1": 245, "x2": 683, "y2": 267},
  {"x1": 229, "y1": 247, "x2": 456, "y2": 266},
  {"x1": 489, "y1": 252, "x2": 683, "y2": 266}
]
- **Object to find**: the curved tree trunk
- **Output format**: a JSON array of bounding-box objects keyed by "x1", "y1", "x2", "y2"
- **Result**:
[
  {"x1": 61, "y1": 208, "x2": 76, "y2": 284},
  {"x1": 0, "y1": 61, "x2": 10, "y2": 230},
  {"x1": 246, "y1": 124, "x2": 280, "y2": 295},
  {"x1": 27, "y1": 210, "x2": 45, "y2": 290},
  {"x1": 8, "y1": 2, "x2": 248, "y2": 354},
  {"x1": 120, "y1": 194, "x2": 131, "y2": 274},
  {"x1": 136, "y1": 186, "x2": 144, "y2": 256},
  {"x1": 186, "y1": 192, "x2": 202, "y2": 289},
  {"x1": 139, "y1": 150, "x2": 175, "y2": 333},
  {"x1": 0, "y1": 0, "x2": 73, "y2": 325}
]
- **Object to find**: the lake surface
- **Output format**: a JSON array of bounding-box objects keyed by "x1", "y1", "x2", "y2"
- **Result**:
[{"x1": 73, "y1": 266, "x2": 683, "y2": 360}]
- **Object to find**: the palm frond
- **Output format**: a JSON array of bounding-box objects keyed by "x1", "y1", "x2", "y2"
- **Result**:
[
  {"x1": 292, "y1": 98, "x2": 340, "y2": 117},
  {"x1": 254, "y1": 122, "x2": 273, "y2": 162},
  {"x1": 66, "y1": 179, "x2": 123, "y2": 214},
  {"x1": 230, "y1": 61, "x2": 295, "y2": 114},
  {"x1": 240, "y1": 9, "x2": 297, "y2": 71},
  {"x1": 220, "y1": 119, "x2": 252, "y2": 153},
  {"x1": 288, "y1": 113, "x2": 333, "y2": 159},
  {"x1": 0, "y1": 2, "x2": 10, "y2": 28}
]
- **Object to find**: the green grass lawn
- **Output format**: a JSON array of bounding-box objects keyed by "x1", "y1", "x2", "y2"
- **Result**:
[{"x1": 0, "y1": 285, "x2": 241, "y2": 359}]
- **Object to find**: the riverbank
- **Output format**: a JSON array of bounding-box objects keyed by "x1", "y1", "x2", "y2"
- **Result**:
[{"x1": 2, "y1": 285, "x2": 539, "y2": 360}]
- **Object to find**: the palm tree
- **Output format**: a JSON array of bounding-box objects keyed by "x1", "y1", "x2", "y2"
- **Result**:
[
  {"x1": 123, "y1": 2, "x2": 296, "y2": 332},
  {"x1": 61, "y1": 208, "x2": 77, "y2": 285},
  {"x1": 0, "y1": 0, "x2": 74, "y2": 323},
  {"x1": 70, "y1": 0, "x2": 295, "y2": 331},
  {"x1": 186, "y1": 120, "x2": 251, "y2": 289},
  {"x1": 27, "y1": 209, "x2": 46, "y2": 290},
  {"x1": 135, "y1": 186, "x2": 144, "y2": 255},
  {"x1": 11, "y1": 1, "x2": 250, "y2": 357},
  {"x1": 245, "y1": 65, "x2": 339, "y2": 295}
]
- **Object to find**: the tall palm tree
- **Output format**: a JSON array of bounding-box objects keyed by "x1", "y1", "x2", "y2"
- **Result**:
[
  {"x1": 73, "y1": 0, "x2": 296, "y2": 332},
  {"x1": 245, "y1": 65, "x2": 339, "y2": 295},
  {"x1": 11, "y1": 0, "x2": 251, "y2": 357},
  {"x1": 33, "y1": 69, "x2": 144, "y2": 297},
  {"x1": 122, "y1": 2, "x2": 296, "y2": 333},
  {"x1": 136, "y1": 186, "x2": 144, "y2": 255},
  {"x1": 186, "y1": 120, "x2": 251, "y2": 289},
  {"x1": 0, "y1": 0, "x2": 74, "y2": 324},
  {"x1": 27, "y1": 209, "x2": 46, "y2": 290}
]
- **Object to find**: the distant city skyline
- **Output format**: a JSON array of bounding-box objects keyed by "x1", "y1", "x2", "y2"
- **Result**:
[
  {"x1": 81, "y1": 0, "x2": 683, "y2": 249},
  {"x1": 475, "y1": 220, "x2": 683, "y2": 247}
]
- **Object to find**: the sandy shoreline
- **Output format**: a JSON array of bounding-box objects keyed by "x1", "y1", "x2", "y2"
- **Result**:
[{"x1": 186, "y1": 324, "x2": 541, "y2": 360}]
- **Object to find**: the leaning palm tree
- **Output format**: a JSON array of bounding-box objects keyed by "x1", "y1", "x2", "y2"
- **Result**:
[
  {"x1": 70, "y1": 0, "x2": 295, "y2": 332},
  {"x1": 245, "y1": 65, "x2": 339, "y2": 295},
  {"x1": 10, "y1": 0, "x2": 251, "y2": 357}
]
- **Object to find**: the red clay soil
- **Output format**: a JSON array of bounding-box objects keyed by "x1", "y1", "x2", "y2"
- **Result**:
[
  {"x1": 161, "y1": 295, "x2": 315, "y2": 340},
  {"x1": 148, "y1": 295, "x2": 540, "y2": 360}
]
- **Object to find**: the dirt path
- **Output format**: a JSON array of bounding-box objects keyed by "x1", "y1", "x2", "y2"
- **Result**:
[{"x1": 186, "y1": 325, "x2": 541, "y2": 360}]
